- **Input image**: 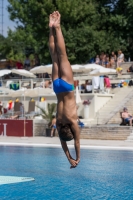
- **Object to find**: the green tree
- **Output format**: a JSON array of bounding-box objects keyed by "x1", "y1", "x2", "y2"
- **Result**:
[{"x1": 7, "y1": 0, "x2": 133, "y2": 63}]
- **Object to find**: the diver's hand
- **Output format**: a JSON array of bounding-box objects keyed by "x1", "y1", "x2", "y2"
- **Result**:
[
  {"x1": 68, "y1": 158, "x2": 78, "y2": 169},
  {"x1": 70, "y1": 158, "x2": 80, "y2": 169},
  {"x1": 76, "y1": 158, "x2": 80, "y2": 165}
]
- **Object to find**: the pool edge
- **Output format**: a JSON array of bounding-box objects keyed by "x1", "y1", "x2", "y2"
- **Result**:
[{"x1": 0, "y1": 142, "x2": 133, "y2": 151}]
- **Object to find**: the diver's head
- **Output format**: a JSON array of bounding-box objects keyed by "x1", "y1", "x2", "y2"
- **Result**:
[{"x1": 58, "y1": 124, "x2": 74, "y2": 141}]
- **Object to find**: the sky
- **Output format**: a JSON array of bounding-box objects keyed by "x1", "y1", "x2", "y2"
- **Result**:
[{"x1": 2, "y1": 0, "x2": 16, "y2": 37}]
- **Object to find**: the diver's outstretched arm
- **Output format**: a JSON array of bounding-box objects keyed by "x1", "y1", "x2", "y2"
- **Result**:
[
  {"x1": 60, "y1": 140, "x2": 78, "y2": 168},
  {"x1": 71, "y1": 120, "x2": 80, "y2": 163}
]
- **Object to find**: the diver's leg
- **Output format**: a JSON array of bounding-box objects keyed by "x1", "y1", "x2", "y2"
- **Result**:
[
  {"x1": 53, "y1": 11, "x2": 73, "y2": 84},
  {"x1": 49, "y1": 13, "x2": 60, "y2": 81}
]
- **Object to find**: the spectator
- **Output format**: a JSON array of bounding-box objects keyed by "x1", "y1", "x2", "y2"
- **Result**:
[
  {"x1": 110, "y1": 52, "x2": 117, "y2": 68},
  {"x1": 50, "y1": 115, "x2": 56, "y2": 137},
  {"x1": 4, "y1": 75, "x2": 10, "y2": 79},
  {"x1": 95, "y1": 55, "x2": 100, "y2": 64},
  {"x1": 128, "y1": 80, "x2": 133, "y2": 86},
  {"x1": 33, "y1": 82, "x2": 36, "y2": 88},
  {"x1": 116, "y1": 50, "x2": 124, "y2": 74},
  {"x1": 99, "y1": 52, "x2": 105, "y2": 61},
  {"x1": 40, "y1": 80, "x2": 52, "y2": 88},
  {"x1": 122, "y1": 107, "x2": 133, "y2": 126},
  {"x1": 38, "y1": 72, "x2": 50, "y2": 79},
  {"x1": 45, "y1": 80, "x2": 52, "y2": 88},
  {"x1": 89, "y1": 57, "x2": 95, "y2": 63},
  {"x1": 77, "y1": 118, "x2": 84, "y2": 128},
  {"x1": 127, "y1": 64, "x2": 133, "y2": 72},
  {"x1": 105, "y1": 55, "x2": 111, "y2": 68},
  {"x1": 24, "y1": 55, "x2": 30, "y2": 70},
  {"x1": 103, "y1": 55, "x2": 107, "y2": 67},
  {"x1": 44, "y1": 73, "x2": 50, "y2": 78},
  {"x1": 20, "y1": 103, "x2": 24, "y2": 117},
  {"x1": 16, "y1": 60, "x2": 23, "y2": 69},
  {"x1": 10, "y1": 115, "x2": 19, "y2": 119},
  {"x1": 34, "y1": 54, "x2": 40, "y2": 66},
  {"x1": 104, "y1": 76, "x2": 111, "y2": 93},
  {"x1": 6, "y1": 61, "x2": 12, "y2": 69},
  {"x1": 85, "y1": 80, "x2": 92, "y2": 93},
  {"x1": 116, "y1": 50, "x2": 124, "y2": 68}
]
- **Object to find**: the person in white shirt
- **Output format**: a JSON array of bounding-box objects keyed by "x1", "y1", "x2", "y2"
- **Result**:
[
  {"x1": 85, "y1": 80, "x2": 92, "y2": 93},
  {"x1": 117, "y1": 50, "x2": 124, "y2": 67}
]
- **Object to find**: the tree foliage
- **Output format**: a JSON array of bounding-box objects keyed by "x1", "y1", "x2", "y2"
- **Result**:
[{"x1": 1, "y1": 0, "x2": 133, "y2": 62}]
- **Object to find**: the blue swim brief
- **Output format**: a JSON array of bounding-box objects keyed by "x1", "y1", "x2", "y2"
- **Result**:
[
  {"x1": 125, "y1": 117, "x2": 132, "y2": 122},
  {"x1": 53, "y1": 78, "x2": 74, "y2": 94},
  {"x1": 53, "y1": 125, "x2": 56, "y2": 129}
]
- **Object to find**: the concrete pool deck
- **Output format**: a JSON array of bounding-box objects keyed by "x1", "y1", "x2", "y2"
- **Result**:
[{"x1": 0, "y1": 136, "x2": 133, "y2": 150}]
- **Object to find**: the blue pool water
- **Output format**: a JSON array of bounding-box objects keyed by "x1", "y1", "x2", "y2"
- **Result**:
[{"x1": 0, "y1": 146, "x2": 133, "y2": 200}]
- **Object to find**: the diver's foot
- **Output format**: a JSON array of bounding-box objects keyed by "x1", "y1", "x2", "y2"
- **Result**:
[
  {"x1": 49, "y1": 12, "x2": 56, "y2": 28},
  {"x1": 53, "y1": 11, "x2": 61, "y2": 28}
]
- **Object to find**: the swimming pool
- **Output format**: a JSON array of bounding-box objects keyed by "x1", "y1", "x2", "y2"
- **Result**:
[{"x1": 0, "y1": 146, "x2": 133, "y2": 200}]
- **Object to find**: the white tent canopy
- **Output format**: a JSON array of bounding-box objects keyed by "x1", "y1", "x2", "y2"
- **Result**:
[
  {"x1": 30, "y1": 64, "x2": 52, "y2": 74},
  {"x1": 89, "y1": 68, "x2": 116, "y2": 76},
  {"x1": 11, "y1": 69, "x2": 36, "y2": 78}
]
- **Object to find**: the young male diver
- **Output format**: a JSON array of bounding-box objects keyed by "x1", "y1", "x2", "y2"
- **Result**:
[{"x1": 49, "y1": 11, "x2": 80, "y2": 168}]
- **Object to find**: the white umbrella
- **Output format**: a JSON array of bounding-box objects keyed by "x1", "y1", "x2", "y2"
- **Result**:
[
  {"x1": 83, "y1": 64, "x2": 104, "y2": 72},
  {"x1": 0, "y1": 87, "x2": 11, "y2": 109},
  {"x1": 24, "y1": 88, "x2": 38, "y2": 97},
  {"x1": 11, "y1": 69, "x2": 36, "y2": 78},
  {"x1": 30, "y1": 64, "x2": 52, "y2": 74},
  {"x1": 89, "y1": 68, "x2": 116, "y2": 76},
  {"x1": 0, "y1": 87, "x2": 11, "y2": 93},
  {"x1": 71, "y1": 64, "x2": 84, "y2": 73},
  {"x1": 0, "y1": 70, "x2": 11, "y2": 77},
  {"x1": 24, "y1": 87, "x2": 53, "y2": 97},
  {"x1": 76, "y1": 86, "x2": 82, "y2": 104},
  {"x1": 30, "y1": 64, "x2": 85, "y2": 74},
  {"x1": 35, "y1": 87, "x2": 53, "y2": 95},
  {"x1": 9, "y1": 88, "x2": 27, "y2": 97}
]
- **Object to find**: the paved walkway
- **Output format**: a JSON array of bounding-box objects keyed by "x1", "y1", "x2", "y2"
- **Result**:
[{"x1": 0, "y1": 136, "x2": 133, "y2": 150}]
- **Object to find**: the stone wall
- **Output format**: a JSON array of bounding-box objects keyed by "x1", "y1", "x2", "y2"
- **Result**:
[
  {"x1": 80, "y1": 126, "x2": 131, "y2": 140},
  {"x1": 33, "y1": 120, "x2": 131, "y2": 140}
]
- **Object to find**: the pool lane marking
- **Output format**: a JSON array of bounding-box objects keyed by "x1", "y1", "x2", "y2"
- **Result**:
[{"x1": 1, "y1": 142, "x2": 133, "y2": 150}]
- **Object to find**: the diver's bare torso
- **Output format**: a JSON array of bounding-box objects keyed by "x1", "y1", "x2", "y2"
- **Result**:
[{"x1": 56, "y1": 91, "x2": 77, "y2": 125}]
